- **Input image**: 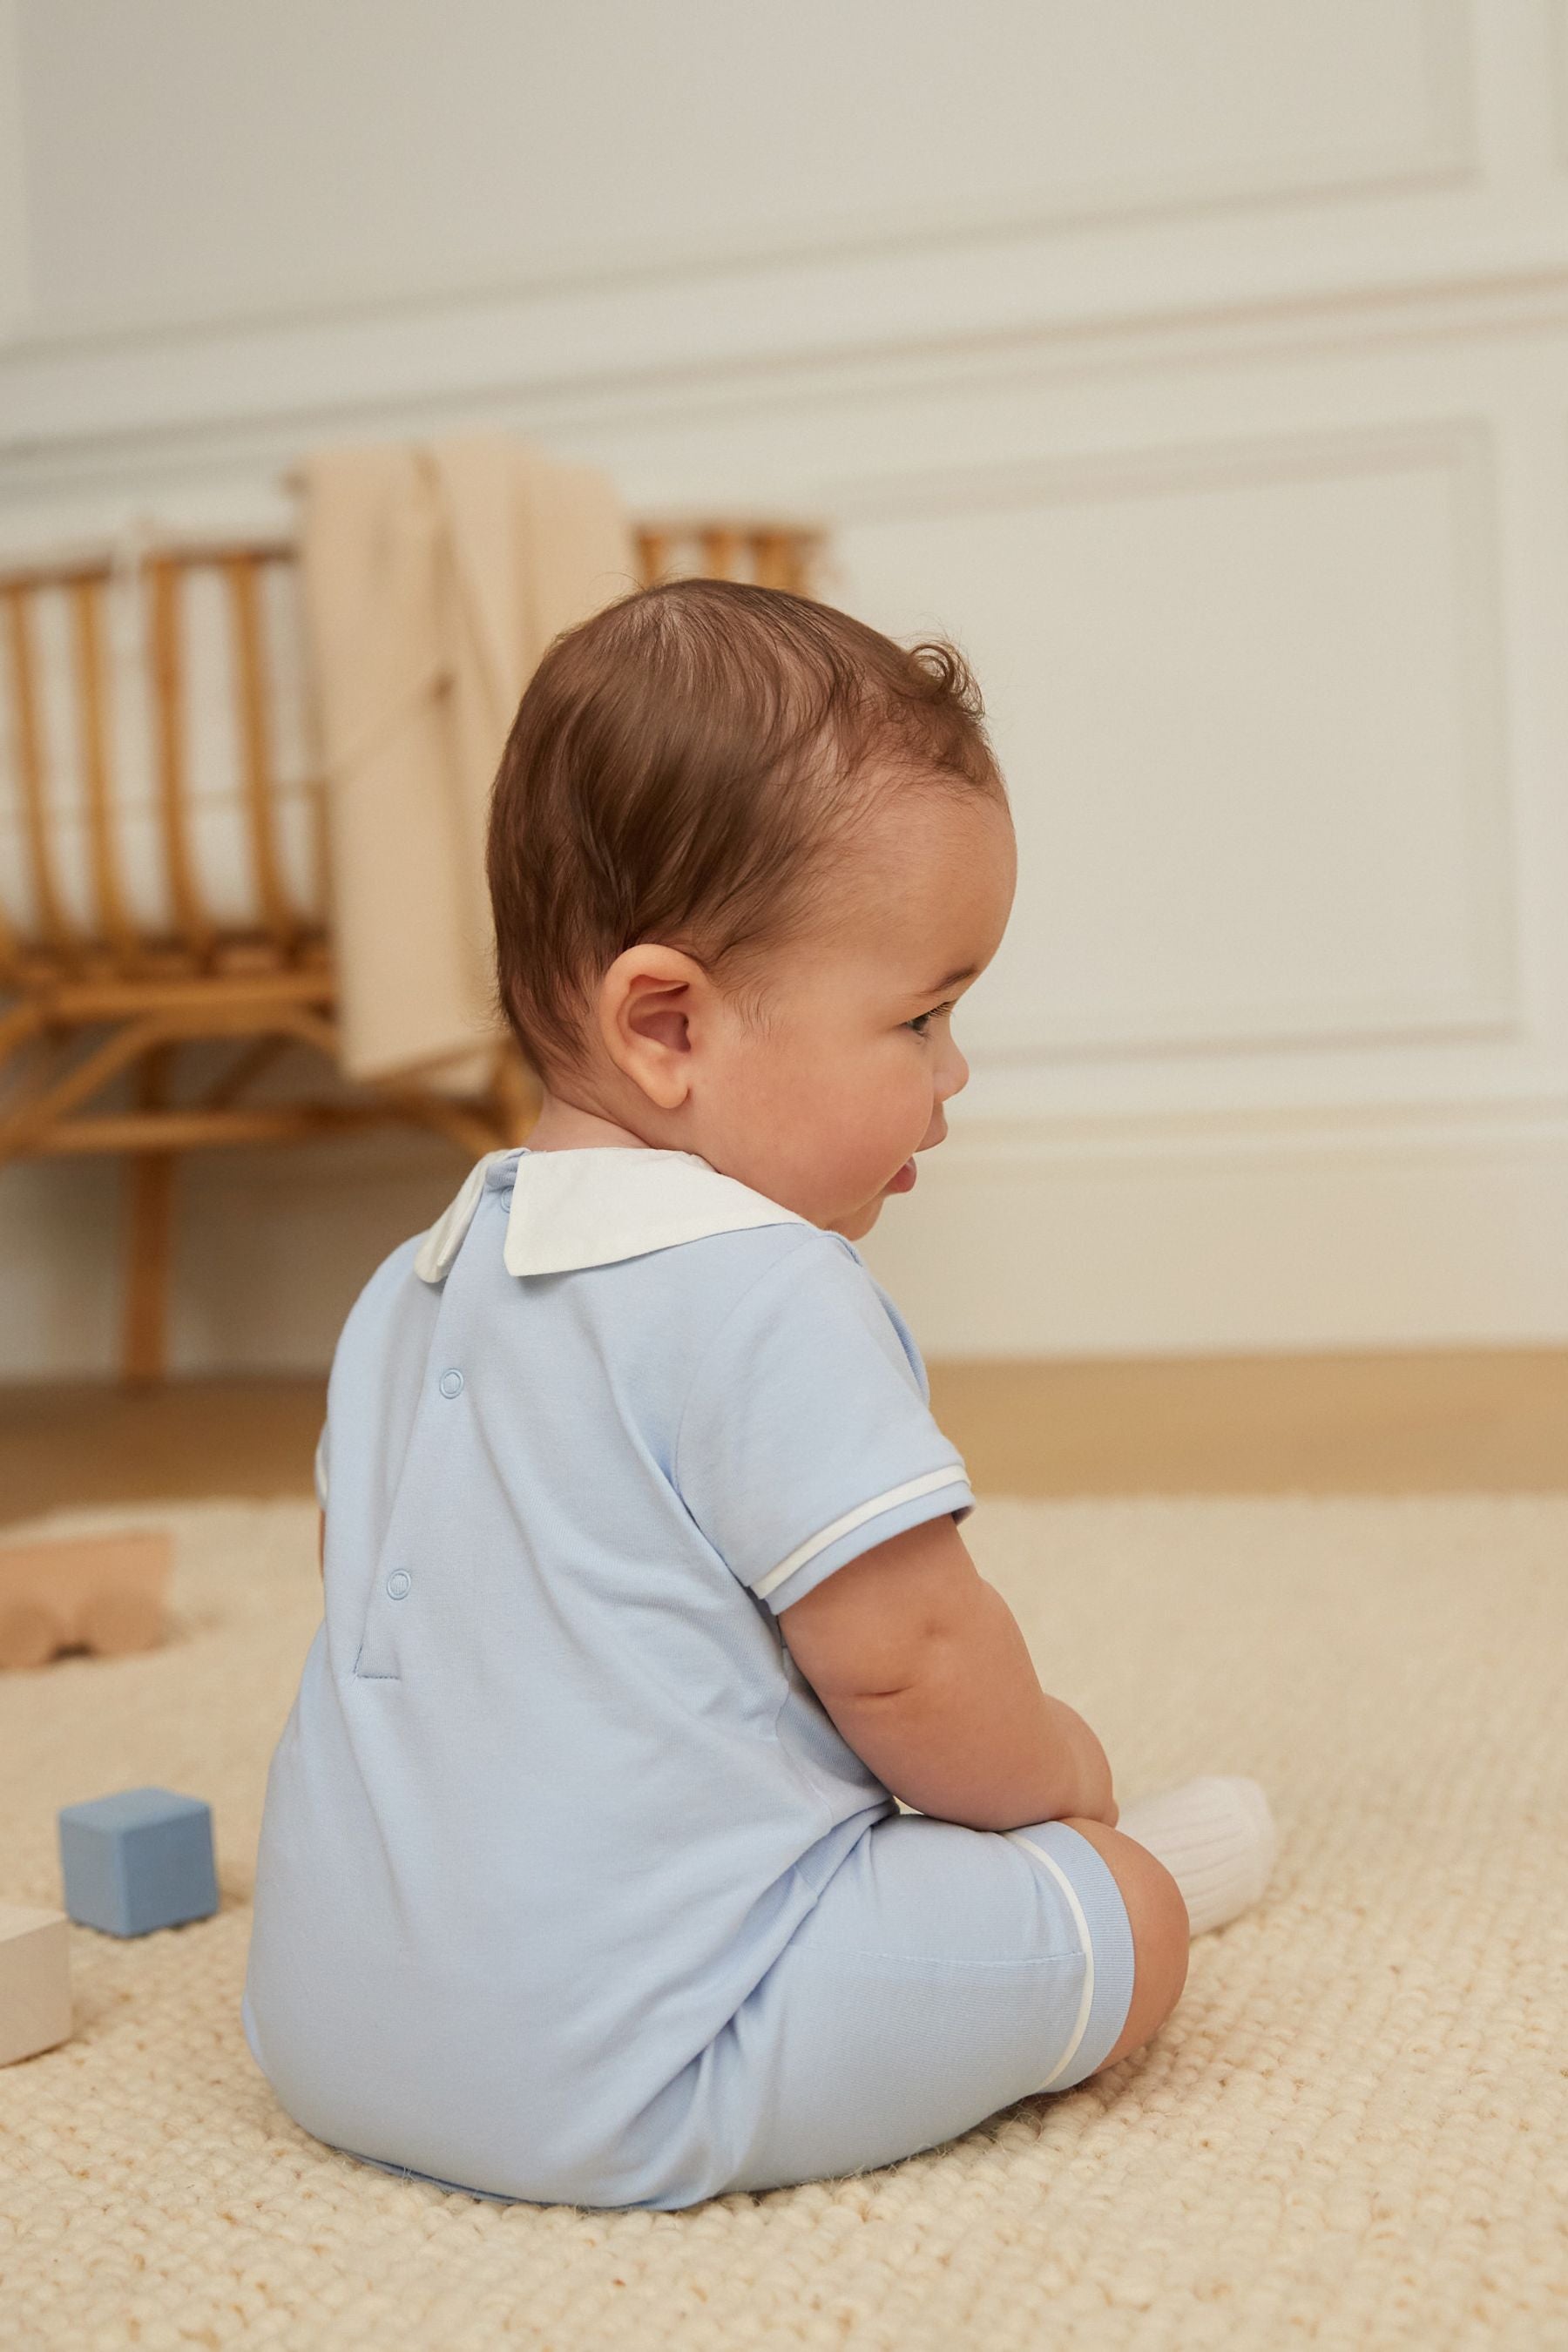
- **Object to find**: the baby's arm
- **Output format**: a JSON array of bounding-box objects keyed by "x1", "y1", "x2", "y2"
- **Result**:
[{"x1": 780, "y1": 1516, "x2": 1118, "y2": 1835}]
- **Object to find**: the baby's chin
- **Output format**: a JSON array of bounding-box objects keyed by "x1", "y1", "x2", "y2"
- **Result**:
[{"x1": 827, "y1": 1193, "x2": 888, "y2": 1243}]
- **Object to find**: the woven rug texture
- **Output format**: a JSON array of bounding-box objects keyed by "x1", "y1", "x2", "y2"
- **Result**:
[{"x1": 0, "y1": 1493, "x2": 1564, "y2": 2351}]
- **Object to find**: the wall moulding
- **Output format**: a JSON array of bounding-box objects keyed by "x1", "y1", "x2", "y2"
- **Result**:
[
  {"x1": 937, "y1": 1091, "x2": 1568, "y2": 1173},
  {"x1": 827, "y1": 412, "x2": 1503, "y2": 524},
  {"x1": 832, "y1": 416, "x2": 1519, "y2": 1064},
  {"x1": 10, "y1": 0, "x2": 1477, "y2": 350},
  {"x1": 10, "y1": 262, "x2": 1568, "y2": 508},
  {"x1": 860, "y1": 1121, "x2": 1568, "y2": 1355}
]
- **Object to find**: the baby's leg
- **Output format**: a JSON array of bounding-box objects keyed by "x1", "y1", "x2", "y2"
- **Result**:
[
  {"x1": 1053, "y1": 1815, "x2": 1189, "y2": 2073},
  {"x1": 658, "y1": 1808, "x2": 1185, "y2": 2204}
]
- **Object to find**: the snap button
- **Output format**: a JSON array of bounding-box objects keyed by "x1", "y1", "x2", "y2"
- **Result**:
[
  {"x1": 386, "y1": 1570, "x2": 412, "y2": 1601},
  {"x1": 438, "y1": 1369, "x2": 464, "y2": 1399}
]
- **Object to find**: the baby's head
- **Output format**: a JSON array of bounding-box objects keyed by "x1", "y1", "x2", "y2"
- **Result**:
[{"x1": 487, "y1": 578, "x2": 1016, "y2": 1240}]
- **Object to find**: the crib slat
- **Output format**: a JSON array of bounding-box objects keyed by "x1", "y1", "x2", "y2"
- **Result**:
[
  {"x1": 147, "y1": 558, "x2": 218, "y2": 966},
  {"x1": 224, "y1": 552, "x2": 297, "y2": 960},
  {"x1": 635, "y1": 529, "x2": 671, "y2": 589},
  {"x1": 303, "y1": 767, "x2": 331, "y2": 958},
  {"x1": 0, "y1": 882, "x2": 20, "y2": 987},
  {"x1": 0, "y1": 629, "x2": 22, "y2": 977},
  {"x1": 71, "y1": 576, "x2": 143, "y2": 970},
  {"x1": 752, "y1": 530, "x2": 802, "y2": 593},
  {"x1": 0, "y1": 872, "x2": 21, "y2": 984},
  {"x1": 0, "y1": 591, "x2": 23, "y2": 977},
  {"x1": 3, "y1": 585, "x2": 77, "y2": 971},
  {"x1": 122, "y1": 1043, "x2": 177, "y2": 1384},
  {"x1": 279, "y1": 561, "x2": 333, "y2": 942},
  {"x1": 699, "y1": 527, "x2": 742, "y2": 583}
]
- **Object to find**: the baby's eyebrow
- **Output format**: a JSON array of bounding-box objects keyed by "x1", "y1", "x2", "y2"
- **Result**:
[{"x1": 916, "y1": 963, "x2": 977, "y2": 998}]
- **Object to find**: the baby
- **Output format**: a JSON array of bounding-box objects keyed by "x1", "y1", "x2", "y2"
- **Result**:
[{"x1": 245, "y1": 579, "x2": 1278, "y2": 2209}]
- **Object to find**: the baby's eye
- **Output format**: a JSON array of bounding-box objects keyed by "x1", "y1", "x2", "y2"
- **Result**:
[{"x1": 906, "y1": 1001, "x2": 953, "y2": 1037}]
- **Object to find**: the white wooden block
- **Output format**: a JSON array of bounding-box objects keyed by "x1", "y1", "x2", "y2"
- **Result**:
[{"x1": 0, "y1": 1900, "x2": 71, "y2": 2065}]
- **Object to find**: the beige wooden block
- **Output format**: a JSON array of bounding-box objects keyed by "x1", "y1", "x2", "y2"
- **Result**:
[
  {"x1": 0, "y1": 1530, "x2": 170, "y2": 1669},
  {"x1": 0, "y1": 1901, "x2": 71, "y2": 2065}
]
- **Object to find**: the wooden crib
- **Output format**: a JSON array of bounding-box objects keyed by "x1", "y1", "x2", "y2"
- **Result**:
[{"x1": 0, "y1": 518, "x2": 821, "y2": 1382}]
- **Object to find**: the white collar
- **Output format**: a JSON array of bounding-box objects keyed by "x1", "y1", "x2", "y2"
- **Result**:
[{"x1": 413, "y1": 1146, "x2": 809, "y2": 1282}]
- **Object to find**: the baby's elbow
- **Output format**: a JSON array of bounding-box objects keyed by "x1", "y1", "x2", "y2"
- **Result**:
[
  {"x1": 819, "y1": 1618, "x2": 973, "y2": 1723},
  {"x1": 857, "y1": 1617, "x2": 965, "y2": 1701}
]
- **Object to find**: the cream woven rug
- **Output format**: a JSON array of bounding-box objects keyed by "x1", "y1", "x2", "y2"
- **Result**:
[{"x1": 2, "y1": 1494, "x2": 1564, "y2": 2351}]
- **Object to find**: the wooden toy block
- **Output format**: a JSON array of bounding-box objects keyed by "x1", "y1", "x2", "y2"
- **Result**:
[
  {"x1": 0, "y1": 1530, "x2": 171, "y2": 1670},
  {"x1": 58, "y1": 1788, "x2": 219, "y2": 1937},
  {"x1": 0, "y1": 1901, "x2": 71, "y2": 2065}
]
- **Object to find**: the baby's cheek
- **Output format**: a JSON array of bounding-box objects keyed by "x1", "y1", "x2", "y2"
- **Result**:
[
  {"x1": 877, "y1": 1048, "x2": 937, "y2": 1138},
  {"x1": 839, "y1": 1081, "x2": 907, "y2": 1162},
  {"x1": 797, "y1": 1048, "x2": 923, "y2": 1206}
]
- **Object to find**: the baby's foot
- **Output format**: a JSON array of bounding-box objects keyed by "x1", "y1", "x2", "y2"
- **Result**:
[{"x1": 1115, "y1": 1774, "x2": 1279, "y2": 1936}]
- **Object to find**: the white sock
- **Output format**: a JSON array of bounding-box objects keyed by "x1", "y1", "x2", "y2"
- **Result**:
[{"x1": 1115, "y1": 1774, "x2": 1279, "y2": 1937}]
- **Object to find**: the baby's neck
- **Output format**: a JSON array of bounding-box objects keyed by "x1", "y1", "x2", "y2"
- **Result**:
[{"x1": 525, "y1": 1093, "x2": 653, "y2": 1154}]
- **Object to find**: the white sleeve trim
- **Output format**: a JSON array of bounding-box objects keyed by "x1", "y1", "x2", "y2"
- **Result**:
[{"x1": 751, "y1": 1465, "x2": 969, "y2": 1601}]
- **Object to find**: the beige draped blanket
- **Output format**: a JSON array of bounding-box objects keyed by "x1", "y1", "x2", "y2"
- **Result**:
[{"x1": 300, "y1": 436, "x2": 637, "y2": 1090}]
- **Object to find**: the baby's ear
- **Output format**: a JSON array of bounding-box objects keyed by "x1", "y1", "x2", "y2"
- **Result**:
[
  {"x1": 598, "y1": 944, "x2": 704, "y2": 1110},
  {"x1": 625, "y1": 974, "x2": 691, "y2": 1058}
]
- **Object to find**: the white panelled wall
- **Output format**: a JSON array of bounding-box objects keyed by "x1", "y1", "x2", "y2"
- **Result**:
[{"x1": 2, "y1": 0, "x2": 1567, "y2": 1371}]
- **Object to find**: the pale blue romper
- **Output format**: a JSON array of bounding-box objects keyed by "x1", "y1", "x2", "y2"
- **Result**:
[{"x1": 243, "y1": 1146, "x2": 1135, "y2": 2209}]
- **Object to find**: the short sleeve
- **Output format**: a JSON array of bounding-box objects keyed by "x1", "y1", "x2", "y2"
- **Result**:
[{"x1": 673, "y1": 1236, "x2": 974, "y2": 1613}]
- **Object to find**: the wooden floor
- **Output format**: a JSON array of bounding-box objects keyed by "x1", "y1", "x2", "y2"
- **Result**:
[{"x1": 2, "y1": 1350, "x2": 1565, "y2": 1528}]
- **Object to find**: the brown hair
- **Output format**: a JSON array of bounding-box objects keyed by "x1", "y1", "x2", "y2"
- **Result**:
[{"x1": 485, "y1": 575, "x2": 1004, "y2": 1078}]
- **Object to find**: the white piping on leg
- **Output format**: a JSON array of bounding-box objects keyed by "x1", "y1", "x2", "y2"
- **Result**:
[{"x1": 1006, "y1": 1830, "x2": 1098, "y2": 2092}]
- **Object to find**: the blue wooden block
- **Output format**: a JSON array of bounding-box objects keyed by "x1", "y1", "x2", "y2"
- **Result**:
[{"x1": 57, "y1": 1788, "x2": 219, "y2": 1937}]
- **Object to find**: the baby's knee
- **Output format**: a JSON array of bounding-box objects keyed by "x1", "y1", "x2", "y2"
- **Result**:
[{"x1": 1059, "y1": 1815, "x2": 1189, "y2": 2074}]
